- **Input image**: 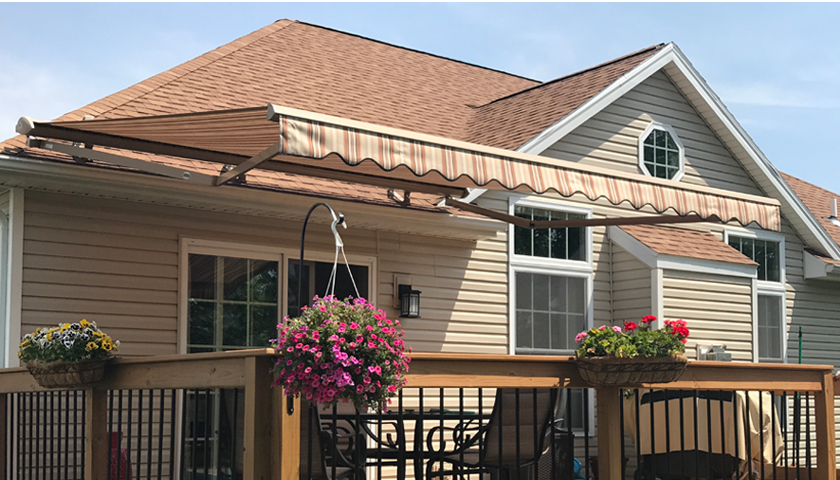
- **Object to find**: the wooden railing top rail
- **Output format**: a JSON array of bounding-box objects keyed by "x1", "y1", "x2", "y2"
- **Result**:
[
  {"x1": 0, "y1": 349, "x2": 832, "y2": 393},
  {"x1": 406, "y1": 353, "x2": 834, "y2": 392},
  {"x1": 0, "y1": 348, "x2": 274, "y2": 393}
]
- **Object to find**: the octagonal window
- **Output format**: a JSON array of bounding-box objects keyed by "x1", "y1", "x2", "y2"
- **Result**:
[{"x1": 639, "y1": 124, "x2": 684, "y2": 181}]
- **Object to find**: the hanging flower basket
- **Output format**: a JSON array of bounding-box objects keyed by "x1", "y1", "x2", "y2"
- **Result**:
[
  {"x1": 19, "y1": 320, "x2": 119, "y2": 389},
  {"x1": 574, "y1": 316, "x2": 690, "y2": 387},
  {"x1": 26, "y1": 357, "x2": 109, "y2": 389},
  {"x1": 576, "y1": 355, "x2": 688, "y2": 387}
]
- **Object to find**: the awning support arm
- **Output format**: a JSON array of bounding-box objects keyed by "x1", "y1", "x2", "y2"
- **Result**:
[
  {"x1": 444, "y1": 196, "x2": 720, "y2": 229},
  {"x1": 26, "y1": 138, "x2": 217, "y2": 186},
  {"x1": 214, "y1": 142, "x2": 280, "y2": 186}
]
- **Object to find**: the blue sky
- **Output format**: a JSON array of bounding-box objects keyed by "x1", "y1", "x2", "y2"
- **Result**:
[{"x1": 1, "y1": 3, "x2": 838, "y2": 191}]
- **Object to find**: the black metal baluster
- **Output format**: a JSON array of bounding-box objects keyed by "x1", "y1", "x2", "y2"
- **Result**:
[
  {"x1": 65, "y1": 391, "x2": 70, "y2": 480},
  {"x1": 190, "y1": 390, "x2": 198, "y2": 479},
  {"x1": 48, "y1": 392, "x2": 53, "y2": 479},
  {"x1": 439, "y1": 388, "x2": 445, "y2": 478},
  {"x1": 230, "y1": 390, "x2": 238, "y2": 480},
  {"x1": 203, "y1": 389, "x2": 210, "y2": 480},
  {"x1": 377, "y1": 397, "x2": 383, "y2": 480},
  {"x1": 693, "y1": 390, "x2": 700, "y2": 480},
  {"x1": 635, "y1": 389, "x2": 642, "y2": 480},
  {"x1": 478, "y1": 389, "x2": 484, "y2": 480},
  {"x1": 497, "y1": 388, "x2": 503, "y2": 480},
  {"x1": 584, "y1": 389, "x2": 590, "y2": 480},
  {"x1": 127, "y1": 390, "x2": 134, "y2": 480},
  {"x1": 566, "y1": 389, "x2": 573, "y2": 480},
  {"x1": 418, "y1": 388, "x2": 424, "y2": 480},
  {"x1": 805, "y1": 392, "x2": 812, "y2": 480},
  {"x1": 783, "y1": 392, "x2": 789, "y2": 480},
  {"x1": 719, "y1": 391, "x2": 727, "y2": 477},
  {"x1": 459, "y1": 388, "x2": 466, "y2": 480},
  {"x1": 136, "y1": 389, "x2": 143, "y2": 480},
  {"x1": 733, "y1": 390, "x2": 740, "y2": 478},
  {"x1": 651, "y1": 390, "x2": 657, "y2": 480},
  {"x1": 745, "y1": 391, "x2": 752, "y2": 480},
  {"x1": 759, "y1": 392, "x2": 766, "y2": 480},
  {"x1": 772, "y1": 392, "x2": 777, "y2": 480},
  {"x1": 665, "y1": 390, "x2": 671, "y2": 479},
  {"x1": 170, "y1": 390, "x2": 176, "y2": 480},
  {"x1": 515, "y1": 388, "x2": 521, "y2": 478},
  {"x1": 706, "y1": 392, "x2": 713, "y2": 479},
  {"x1": 81, "y1": 391, "x2": 86, "y2": 478},
  {"x1": 118, "y1": 390, "x2": 125, "y2": 479},
  {"x1": 331, "y1": 404, "x2": 337, "y2": 480},
  {"x1": 397, "y1": 389, "x2": 404, "y2": 480},
  {"x1": 532, "y1": 389, "x2": 538, "y2": 480},
  {"x1": 146, "y1": 390, "x2": 152, "y2": 480},
  {"x1": 680, "y1": 390, "x2": 686, "y2": 480},
  {"x1": 157, "y1": 390, "x2": 164, "y2": 480},
  {"x1": 108, "y1": 391, "x2": 115, "y2": 480},
  {"x1": 550, "y1": 389, "x2": 556, "y2": 480},
  {"x1": 19, "y1": 393, "x2": 26, "y2": 480}
]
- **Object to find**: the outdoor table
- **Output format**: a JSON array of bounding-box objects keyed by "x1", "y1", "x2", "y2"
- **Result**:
[
  {"x1": 623, "y1": 389, "x2": 784, "y2": 478},
  {"x1": 333, "y1": 409, "x2": 487, "y2": 480}
]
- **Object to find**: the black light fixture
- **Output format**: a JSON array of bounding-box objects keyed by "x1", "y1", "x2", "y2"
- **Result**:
[{"x1": 399, "y1": 284, "x2": 421, "y2": 318}]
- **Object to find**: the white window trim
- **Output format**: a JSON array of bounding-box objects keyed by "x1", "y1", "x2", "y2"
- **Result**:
[
  {"x1": 178, "y1": 237, "x2": 377, "y2": 354},
  {"x1": 507, "y1": 197, "x2": 594, "y2": 356},
  {"x1": 753, "y1": 288, "x2": 787, "y2": 364},
  {"x1": 638, "y1": 122, "x2": 685, "y2": 182},
  {"x1": 723, "y1": 228, "x2": 786, "y2": 289},
  {"x1": 3, "y1": 188, "x2": 23, "y2": 368}
]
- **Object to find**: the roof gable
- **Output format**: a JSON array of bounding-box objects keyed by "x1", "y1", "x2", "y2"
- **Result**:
[{"x1": 541, "y1": 70, "x2": 765, "y2": 197}]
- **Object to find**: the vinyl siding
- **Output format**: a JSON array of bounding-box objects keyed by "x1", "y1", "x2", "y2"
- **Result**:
[
  {"x1": 663, "y1": 270, "x2": 754, "y2": 361},
  {"x1": 542, "y1": 70, "x2": 765, "y2": 197},
  {"x1": 611, "y1": 245, "x2": 652, "y2": 325},
  {"x1": 20, "y1": 190, "x2": 508, "y2": 356}
]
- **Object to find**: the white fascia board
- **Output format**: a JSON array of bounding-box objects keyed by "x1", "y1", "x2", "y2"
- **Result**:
[
  {"x1": 803, "y1": 250, "x2": 840, "y2": 281},
  {"x1": 609, "y1": 225, "x2": 757, "y2": 279},
  {"x1": 0, "y1": 153, "x2": 505, "y2": 240},
  {"x1": 482, "y1": 42, "x2": 840, "y2": 261}
]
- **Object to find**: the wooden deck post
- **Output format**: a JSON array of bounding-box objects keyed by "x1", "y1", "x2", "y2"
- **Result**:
[
  {"x1": 814, "y1": 372, "x2": 836, "y2": 480},
  {"x1": 85, "y1": 388, "x2": 109, "y2": 480},
  {"x1": 597, "y1": 387, "x2": 623, "y2": 480},
  {"x1": 279, "y1": 394, "x2": 301, "y2": 480},
  {"x1": 244, "y1": 356, "x2": 274, "y2": 480}
]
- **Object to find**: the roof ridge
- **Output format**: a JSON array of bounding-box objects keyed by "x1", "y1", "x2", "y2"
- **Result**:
[
  {"x1": 476, "y1": 43, "x2": 667, "y2": 108},
  {"x1": 293, "y1": 20, "x2": 541, "y2": 84},
  {"x1": 60, "y1": 20, "x2": 296, "y2": 121}
]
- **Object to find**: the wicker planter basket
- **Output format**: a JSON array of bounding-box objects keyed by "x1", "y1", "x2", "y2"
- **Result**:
[
  {"x1": 575, "y1": 355, "x2": 688, "y2": 387},
  {"x1": 26, "y1": 358, "x2": 109, "y2": 389}
]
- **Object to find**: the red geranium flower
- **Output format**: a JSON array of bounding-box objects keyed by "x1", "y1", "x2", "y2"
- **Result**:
[
  {"x1": 624, "y1": 321, "x2": 638, "y2": 331},
  {"x1": 641, "y1": 315, "x2": 657, "y2": 324}
]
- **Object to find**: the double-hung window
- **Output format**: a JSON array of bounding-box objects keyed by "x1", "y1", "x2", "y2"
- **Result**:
[
  {"x1": 510, "y1": 201, "x2": 593, "y2": 431},
  {"x1": 726, "y1": 230, "x2": 786, "y2": 363}
]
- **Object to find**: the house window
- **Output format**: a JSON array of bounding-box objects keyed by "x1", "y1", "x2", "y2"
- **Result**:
[
  {"x1": 514, "y1": 206, "x2": 586, "y2": 261},
  {"x1": 727, "y1": 236, "x2": 781, "y2": 282},
  {"x1": 515, "y1": 272, "x2": 586, "y2": 353},
  {"x1": 287, "y1": 260, "x2": 369, "y2": 314},
  {"x1": 639, "y1": 123, "x2": 684, "y2": 181},
  {"x1": 757, "y1": 294, "x2": 784, "y2": 363},
  {"x1": 187, "y1": 254, "x2": 280, "y2": 353}
]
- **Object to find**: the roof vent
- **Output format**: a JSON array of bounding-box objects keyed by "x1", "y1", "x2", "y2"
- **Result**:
[{"x1": 827, "y1": 198, "x2": 840, "y2": 227}]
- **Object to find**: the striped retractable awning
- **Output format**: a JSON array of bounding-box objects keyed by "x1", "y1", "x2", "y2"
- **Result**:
[
  {"x1": 275, "y1": 108, "x2": 780, "y2": 231},
  {"x1": 18, "y1": 104, "x2": 781, "y2": 230}
]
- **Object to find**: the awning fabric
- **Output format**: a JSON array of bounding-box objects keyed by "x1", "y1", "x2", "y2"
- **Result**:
[
  {"x1": 274, "y1": 109, "x2": 780, "y2": 231},
  {"x1": 18, "y1": 105, "x2": 781, "y2": 231}
]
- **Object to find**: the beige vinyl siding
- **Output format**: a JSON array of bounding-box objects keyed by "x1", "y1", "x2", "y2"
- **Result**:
[
  {"x1": 611, "y1": 245, "x2": 652, "y2": 325},
  {"x1": 542, "y1": 70, "x2": 764, "y2": 197},
  {"x1": 20, "y1": 190, "x2": 507, "y2": 356},
  {"x1": 663, "y1": 270, "x2": 753, "y2": 361}
]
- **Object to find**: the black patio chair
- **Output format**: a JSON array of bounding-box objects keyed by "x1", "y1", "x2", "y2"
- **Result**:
[
  {"x1": 424, "y1": 388, "x2": 560, "y2": 480},
  {"x1": 300, "y1": 402, "x2": 367, "y2": 480}
]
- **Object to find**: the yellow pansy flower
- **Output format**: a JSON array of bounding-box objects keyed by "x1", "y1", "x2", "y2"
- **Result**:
[
  {"x1": 80, "y1": 319, "x2": 90, "y2": 328},
  {"x1": 85, "y1": 342, "x2": 98, "y2": 352},
  {"x1": 102, "y1": 341, "x2": 113, "y2": 352},
  {"x1": 60, "y1": 323, "x2": 70, "y2": 333}
]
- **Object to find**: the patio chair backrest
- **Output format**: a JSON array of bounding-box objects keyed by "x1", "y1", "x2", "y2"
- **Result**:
[{"x1": 482, "y1": 388, "x2": 559, "y2": 468}]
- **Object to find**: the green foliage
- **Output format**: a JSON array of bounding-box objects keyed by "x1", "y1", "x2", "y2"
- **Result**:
[
  {"x1": 19, "y1": 320, "x2": 119, "y2": 364},
  {"x1": 575, "y1": 317, "x2": 689, "y2": 359}
]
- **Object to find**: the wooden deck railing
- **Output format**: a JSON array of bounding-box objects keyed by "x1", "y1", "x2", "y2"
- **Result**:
[{"x1": 0, "y1": 351, "x2": 835, "y2": 480}]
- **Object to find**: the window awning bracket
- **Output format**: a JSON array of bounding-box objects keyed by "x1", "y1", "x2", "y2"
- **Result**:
[{"x1": 214, "y1": 142, "x2": 280, "y2": 186}]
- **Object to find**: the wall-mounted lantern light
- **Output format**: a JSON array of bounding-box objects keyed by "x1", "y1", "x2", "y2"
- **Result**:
[{"x1": 399, "y1": 284, "x2": 421, "y2": 318}]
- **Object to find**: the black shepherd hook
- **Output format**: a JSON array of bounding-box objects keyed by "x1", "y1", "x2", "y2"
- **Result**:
[{"x1": 289, "y1": 202, "x2": 345, "y2": 415}]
